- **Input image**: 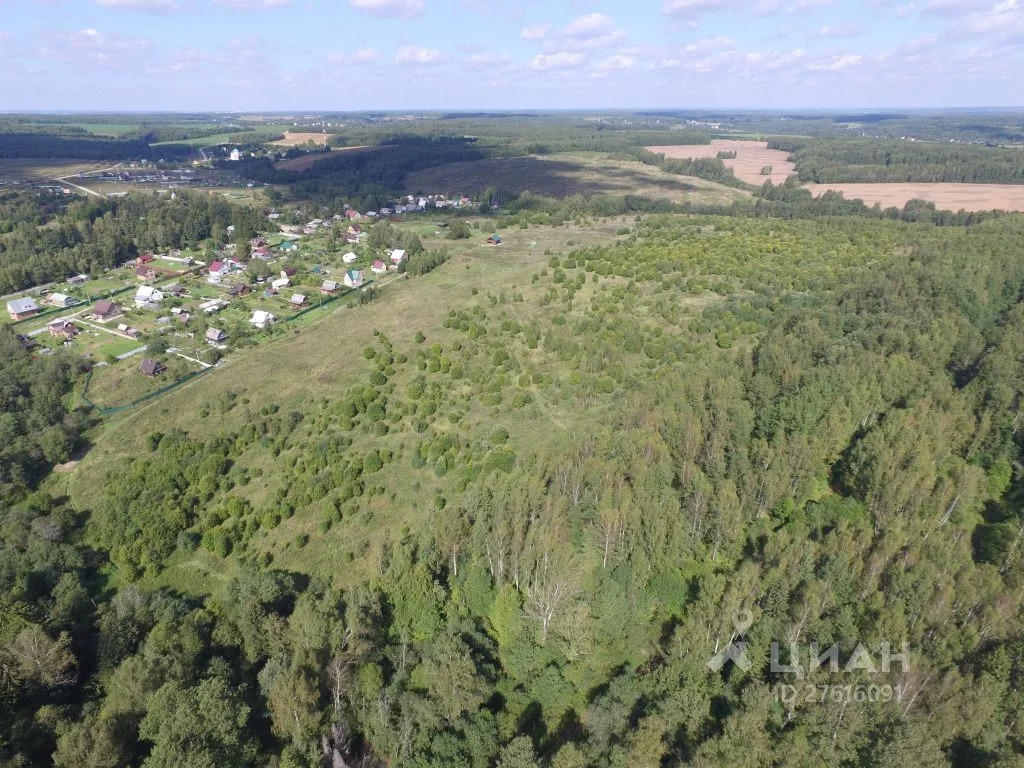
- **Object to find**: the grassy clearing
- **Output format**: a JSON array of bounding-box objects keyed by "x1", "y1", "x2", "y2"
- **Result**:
[
  {"x1": 67, "y1": 220, "x2": 598, "y2": 473},
  {"x1": 272, "y1": 145, "x2": 379, "y2": 172},
  {"x1": 0, "y1": 158, "x2": 111, "y2": 181},
  {"x1": 404, "y1": 151, "x2": 752, "y2": 205},
  {"x1": 86, "y1": 354, "x2": 204, "y2": 410}
]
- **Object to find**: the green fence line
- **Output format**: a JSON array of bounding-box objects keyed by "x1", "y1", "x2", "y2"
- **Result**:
[
  {"x1": 280, "y1": 278, "x2": 375, "y2": 323},
  {"x1": 81, "y1": 365, "x2": 214, "y2": 415},
  {"x1": 79, "y1": 276, "x2": 378, "y2": 415}
]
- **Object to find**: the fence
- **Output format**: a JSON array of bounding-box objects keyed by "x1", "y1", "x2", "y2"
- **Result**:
[
  {"x1": 81, "y1": 365, "x2": 214, "y2": 415},
  {"x1": 79, "y1": 277, "x2": 378, "y2": 415}
]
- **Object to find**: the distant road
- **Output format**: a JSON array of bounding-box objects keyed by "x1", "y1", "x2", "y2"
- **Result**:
[{"x1": 50, "y1": 163, "x2": 121, "y2": 199}]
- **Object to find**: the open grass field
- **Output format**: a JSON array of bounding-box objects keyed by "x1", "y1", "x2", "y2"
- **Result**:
[
  {"x1": 21, "y1": 122, "x2": 141, "y2": 136},
  {"x1": 86, "y1": 355, "x2": 204, "y2": 410},
  {"x1": 269, "y1": 132, "x2": 331, "y2": 147},
  {"x1": 64, "y1": 215, "x2": 659, "y2": 581},
  {"x1": 404, "y1": 151, "x2": 752, "y2": 205},
  {"x1": 645, "y1": 139, "x2": 796, "y2": 185},
  {"x1": 272, "y1": 145, "x2": 378, "y2": 172},
  {"x1": 0, "y1": 158, "x2": 111, "y2": 182},
  {"x1": 802, "y1": 182, "x2": 1024, "y2": 212}
]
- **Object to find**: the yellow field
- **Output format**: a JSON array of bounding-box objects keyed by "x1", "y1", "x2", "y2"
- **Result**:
[{"x1": 269, "y1": 131, "x2": 331, "y2": 147}]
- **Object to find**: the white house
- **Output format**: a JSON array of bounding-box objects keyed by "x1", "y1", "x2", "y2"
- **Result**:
[
  {"x1": 46, "y1": 292, "x2": 75, "y2": 308},
  {"x1": 344, "y1": 269, "x2": 364, "y2": 288},
  {"x1": 271, "y1": 277, "x2": 290, "y2": 291},
  {"x1": 389, "y1": 249, "x2": 406, "y2": 264},
  {"x1": 342, "y1": 251, "x2": 358, "y2": 264},
  {"x1": 250, "y1": 310, "x2": 276, "y2": 329},
  {"x1": 199, "y1": 298, "x2": 227, "y2": 315},
  {"x1": 134, "y1": 285, "x2": 164, "y2": 309}
]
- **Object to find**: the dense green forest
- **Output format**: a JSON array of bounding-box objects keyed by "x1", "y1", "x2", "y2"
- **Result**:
[
  {"x1": 0, "y1": 134, "x2": 193, "y2": 162},
  {"x1": 3, "y1": 191, "x2": 1024, "y2": 767},
  {"x1": 772, "y1": 137, "x2": 1024, "y2": 184},
  {"x1": 0, "y1": 191, "x2": 266, "y2": 293}
]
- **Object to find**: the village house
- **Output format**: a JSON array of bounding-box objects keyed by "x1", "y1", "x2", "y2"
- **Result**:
[
  {"x1": 290, "y1": 293, "x2": 307, "y2": 308},
  {"x1": 48, "y1": 319, "x2": 80, "y2": 340},
  {"x1": 206, "y1": 260, "x2": 229, "y2": 284},
  {"x1": 116, "y1": 323, "x2": 141, "y2": 339},
  {"x1": 226, "y1": 283, "x2": 251, "y2": 298},
  {"x1": 278, "y1": 240, "x2": 298, "y2": 253},
  {"x1": 250, "y1": 310, "x2": 276, "y2": 329},
  {"x1": 205, "y1": 328, "x2": 227, "y2": 345},
  {"x1": 251, "y1": 236, "x2": 268, "y2": 249},
  {"x1": 139, "y1": 358, "x2": 166, "y2": 377},
  {"x1": 321, "y1": 280, "x2": 339, "y2": 295},
  {"x1": 389, "y1": 249, "x2": 406, "y2": 265},
  {"x1": 344, "y1": 209, "x2": 362, "y2": 220},
  {"x1": 134, "y1": 285, "x2": 164, "y2": 309},
  {"x1": 251, "y1": 246, "x2": 271, "y2": 260},
  {"x1": 199, "y1": 298, "x2": 227, "y2": 315},
  {"x1": 346, "y1": 224, "x2": 362, "y2": 236},
  {"x1": 135, "y1": 265, "x2": 158, "y2": 281},
  {"x1": 136, "y1": 253, "x2": 156, "y2": 266},
  {"x1": 67, "y1": 274, "x2": 88, "y2": 286},
  {"x1": 7, "y1": 297, "x2": 40, "y2": 321},
  {"x1": 344, "y1": 269, "x2": 364, "y2": 288},
  {"x1": 342, "y1": 251, "x2": 358, "y2": 263},
  {"x1": 270, "y1": 276, "x2": 290, "y2": 291},
  {"x1": 281, "y1": 266, "x2": 298, "y2": 278},
  {"x1": 46, "y1": 292, "x2": 75, "y2": 308},
  {"x1": 371, "y1": 260, "x2": 387, "y2": 275},
  {"x1": 92, "y1": 299, "x2": 122, "y2": 321},
  {"x1": 16, "y1": 333, "x2": 37, "y2": 351}
]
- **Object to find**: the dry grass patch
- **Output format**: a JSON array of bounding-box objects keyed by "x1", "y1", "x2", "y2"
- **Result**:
[
  {"x1": 269, "y1": 132, "x2": 332, "y2": 147},
  {"x1": 405, "y1": 152, "x2": 750, "y2": 206},
  {"x1": 802, "y1": 182, "x2": 1024, "y2": 212},
  {"x1": 646, "y1": 140, "x2": 796, "y2": 186},
  {"x1": 0, "y1": 159, "x2": 111, "y2": 182},
  {"x1": 272, "y1": 145, "x2": 379, "y2": 172}
]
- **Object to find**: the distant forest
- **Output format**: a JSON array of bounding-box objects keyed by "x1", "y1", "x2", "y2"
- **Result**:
[{"x1": 770, "y1": 137, "x2": 1024, "y2": 184}]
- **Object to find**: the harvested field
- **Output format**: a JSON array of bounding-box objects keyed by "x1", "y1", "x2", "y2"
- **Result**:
[
  {"x1": 645, "y1": 139, "x2": 795, "y2": 186},
  {"x1": 0, "y1": 159, "x2": 111, "y2": 182},
  {"x1": 404, "y1": 152, "x2": 750, "y2": 206},
  {"x1": 272, "y1": 145, "x2": 377, "y2": 171},
  {"x1": 269, "y1": 132, "x2": 331, "y2": 147},
  {"x1": 802, "y1": 183, "x2": 1024, "y2": 213}
]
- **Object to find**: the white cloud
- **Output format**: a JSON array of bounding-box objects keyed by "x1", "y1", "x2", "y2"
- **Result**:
[
  {"x1": 96, "y1": 0, "x2": 178, "y2": 11},
  {"x1": 39, "y1": 27, "x2": 151, "y2": 67},
  {"x1": 211, "y1": 0, "x2": 290, "y2": 8},
  {"x1": 349, "y1": 0, "x2": 423, "y2": 18},
  {"x1": 466, "y1": 51, "x2": 511, "y2": 65},
  {"x1": 663, "y1": 0, "x2": 739, "y2": 17},
  {"x1": 327, "y1": 48, "x2": 379, "y2": 64},
  {"x1": 755, "y1": 0, "x2": 835, "y2": 14},
  {"x1": 556, "y1": 12, "x2": 625, "y2": 50},
  {"x1": 808, "y1": 52, "x2": 864, "y2": 69},
  {"x1": 923, "y1": 0, "x2": 986, "y2": 13},
  {"x1": 530, "y1": 51, "x2": 585, "y2": 69},
  {"x1": 817, "y1": 23, "x2": 861, "y2": 36},
  {"x1": 520, "y1": 23, "x2": 550, "y2": 39},
  {"x1": 394, "y1": 44, "x2": 442, "y2": 64},
  {"x1": 564, "y1": 12, "x2": 615, "y2": 37},
  {"x1": 596, "y1": 54, "x2": 636, "y2": 70}
]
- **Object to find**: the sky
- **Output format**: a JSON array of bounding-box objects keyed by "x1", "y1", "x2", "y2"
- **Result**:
[{"x1": 0, "y1": 0, "x2": 1022, "y2": 111}]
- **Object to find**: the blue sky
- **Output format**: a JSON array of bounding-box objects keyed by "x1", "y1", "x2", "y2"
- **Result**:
[{"x1": 0, "y1": 0, "x2": 1021, "y2": 110}]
